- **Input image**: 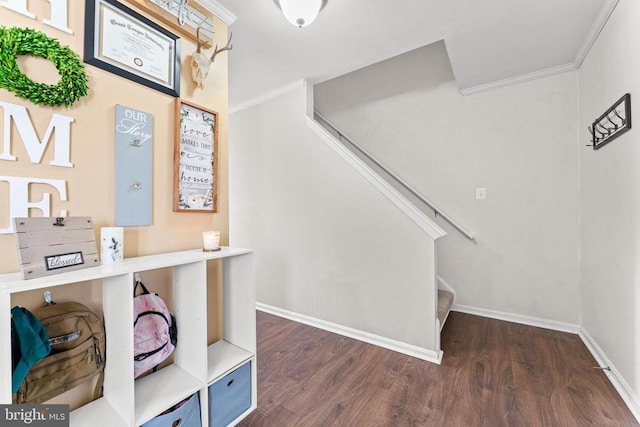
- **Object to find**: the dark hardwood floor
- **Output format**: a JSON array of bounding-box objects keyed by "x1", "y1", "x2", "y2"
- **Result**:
[{"x1": 239, "y1": 311, "x2": 638, "y2": 426}]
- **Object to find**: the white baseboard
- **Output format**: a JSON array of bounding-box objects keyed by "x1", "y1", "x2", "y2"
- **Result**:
[
  {"x1": 256, "y1": 302, "x2": 443, "y2": 364},
  {"x1": 453, "y1": 304, "x2": 580, "y2": 334},
  {"x1": 579, "y1": 328, "x2": 640, "y2": 423}
]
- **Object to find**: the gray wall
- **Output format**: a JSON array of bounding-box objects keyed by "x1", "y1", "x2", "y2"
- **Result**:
[
  {"x1": 579, "y1": 0, "x2": 640, "y2": 405},
  {"x1": 229, "y1": 87, "x2": 439, "y2": 352},
  {"x1": 314, "y1": 41, "x2": 581, "y2": 325}
]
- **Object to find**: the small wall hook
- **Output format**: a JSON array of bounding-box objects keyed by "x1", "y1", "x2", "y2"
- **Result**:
[
  {"x1": 605, "y1": 113, "x2": 619, "y2": 130},
  {"x1": 44, "y1": 291, "x2": 54, "y2": 305},
  {"x1": 597, "y1": 123, "x2": 613, "y2": 135},
  {"x1": 131, "y1": 139, "x2": 142, "y2": 147},
  {"x1": 130, "y1": 181, "x2": 142, "y2": 190},
  {"x1": 613, "y1": 108, "x2": 626, "y2": 124}
]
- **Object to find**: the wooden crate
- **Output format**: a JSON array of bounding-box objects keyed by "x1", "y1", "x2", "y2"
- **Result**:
[{"x1": 13, "y1": 217, "x2": 99, "y2": 280}]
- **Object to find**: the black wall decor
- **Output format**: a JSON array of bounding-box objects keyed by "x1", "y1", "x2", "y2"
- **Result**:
[
  {"x1": 84, "y1": 0, "x2": 181, "y2": 97},
  {"x1": 589, "y1": 93, "x2": 631, "y2": 150}
]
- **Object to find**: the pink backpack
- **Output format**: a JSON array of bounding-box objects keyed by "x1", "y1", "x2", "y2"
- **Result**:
[{"x1": 133, "y1": 279, "x2": 178, "y2": 378}]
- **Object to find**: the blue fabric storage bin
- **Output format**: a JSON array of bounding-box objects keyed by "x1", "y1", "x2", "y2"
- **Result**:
[
  {"x1": 208, "y1": 361, "x2": 252, "y2": 427},
  {"x1": 142, "y1": 392, "x2": 201, "y2": 427}
]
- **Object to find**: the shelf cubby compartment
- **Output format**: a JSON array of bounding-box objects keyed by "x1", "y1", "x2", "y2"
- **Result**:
[
  {"x1": 134, "y1": 261, "x2": 208, "y2": 425},
  {"x1": 207, "y1": 341, "x2": 253, "y2": 384},
  {"x1": 204, "y1": 251, "x2": 257, "y2": 426},
  {"x1": 134, "y1": 364, "x2": 203, "y2": 426},
  {"x1": 0, "y1": 271, "x2": 133, "y2": 425},
  {"x1": 209, "y1": 360, "x2": 252, "y2": 427}
]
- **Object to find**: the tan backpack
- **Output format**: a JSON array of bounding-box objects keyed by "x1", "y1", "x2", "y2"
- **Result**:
[{"x1": 13, "y1": 301, "x2": 106, "y2": 404}]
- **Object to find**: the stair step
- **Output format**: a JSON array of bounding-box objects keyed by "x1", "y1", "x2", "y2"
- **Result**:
[{"x1": 438, "y1": 289, "x2": 454, "y2": 327}]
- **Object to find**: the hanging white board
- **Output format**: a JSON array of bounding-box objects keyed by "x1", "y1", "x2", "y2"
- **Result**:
[{"x1": 13, "y1": 217, "x2": 99, "y2": 280}]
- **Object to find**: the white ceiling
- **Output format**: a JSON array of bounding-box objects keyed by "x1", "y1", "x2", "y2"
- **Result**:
[{"x1": 212, "y1": 0, "x2": 616, "y2": 111}]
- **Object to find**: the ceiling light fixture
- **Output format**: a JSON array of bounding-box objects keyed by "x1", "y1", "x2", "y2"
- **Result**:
[{"x1": 273, "y1": 0, "x2": 328, "y2": 28}]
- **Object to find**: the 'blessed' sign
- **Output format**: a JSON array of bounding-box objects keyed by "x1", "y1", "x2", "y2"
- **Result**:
[
  {"x1": 45, "y1": 252, "x2": 85, "y2": 271},
  {"x1": 13, "y1": 217, "x2": 98, "y2": 280}
]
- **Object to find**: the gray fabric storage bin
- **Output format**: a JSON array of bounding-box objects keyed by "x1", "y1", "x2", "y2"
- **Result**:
[
  {"x1": 142, "y1": 392, "x2": 201, "y2": 427},
  {"x1": 208, "y1": 361, "x2": 252, "y2": 427}
]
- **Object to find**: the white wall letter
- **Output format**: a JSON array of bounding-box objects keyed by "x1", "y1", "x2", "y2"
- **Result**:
[
  {"x1": 0, "y1": 176, "x2": 68, "y2": 234},
  {"x1": 0, "y1": 0, "x2": 35, "y2": 19},
  {"x1": 43, "y1": 0, "x2": 73, "y2": 34},
  {"x1": 0, "y1": 0, "x2": 72, "y2": 34},
  {"x1": 0, "y1": 101, "x2": 74, "y2": 167}
]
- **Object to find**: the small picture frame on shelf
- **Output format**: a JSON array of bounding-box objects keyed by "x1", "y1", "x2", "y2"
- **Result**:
[{"x1": 173, "y1": 99, "x2": 219, "y2": 212}]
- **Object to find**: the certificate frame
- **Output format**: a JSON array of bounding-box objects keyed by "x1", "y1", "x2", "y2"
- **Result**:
[
  {"x1": 173, "y1": 98, "x2": 219, "y2": 213},
  {"x1": 84, "y1": 0, "x2": 181, "y2": 97}
]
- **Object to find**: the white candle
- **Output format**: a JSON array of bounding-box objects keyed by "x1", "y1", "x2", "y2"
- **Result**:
[
  {"x1": 202, "y1": 230, "x2": 221, "y2": 251},
  {"x1": 101, "y1": 227, "x2": 124, "y2": 264}
]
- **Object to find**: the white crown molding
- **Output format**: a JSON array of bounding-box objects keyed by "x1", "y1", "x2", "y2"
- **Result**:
[
  {"x1": 457, "y1": 0, "x2": 619, "y2": 98},
  {"x1": 459, "y1": 63, "x2": 576, "y2": 96},
  {"x1": 257, "y1": 303, "x2": 443, "y2": 364},
  {"x1": 453, "y1": 304, "x2": 580, "y2": 334},
  {"x1": 305, "y1": 116, "x2": 447, "y2": 240},
  {"x1": 579, "y1": 328, "x2": 640, "y2": 423},
  {"x1": 195, "y1": 0, "x2": 237, "y2": 26},
  {"x1": 573, "y1": 0, "x2": 619, "y2": 68},
  {"x1": 229, "y1": 80, "x2": 305, "y2": 115}
]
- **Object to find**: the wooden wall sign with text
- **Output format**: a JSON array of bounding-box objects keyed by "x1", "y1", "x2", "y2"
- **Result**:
[
  {"x1": 120, "y1": 0, "x2": 215, "y2": 47},
  {"x1": 174, "y1": 99, "x2": 218, "y2": 212},
  {"x1": 13, "y1": 217, "x2": 99, "y2": 280}
]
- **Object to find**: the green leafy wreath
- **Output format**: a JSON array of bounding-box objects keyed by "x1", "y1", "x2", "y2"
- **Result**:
[{"x1": 0, "y1": 26, "x2": 88, "y2": 107}]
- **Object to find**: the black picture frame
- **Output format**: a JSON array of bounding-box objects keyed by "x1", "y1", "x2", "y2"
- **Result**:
[{"x1": 84, "y1": 0, "x2": 181, "y2": 97}]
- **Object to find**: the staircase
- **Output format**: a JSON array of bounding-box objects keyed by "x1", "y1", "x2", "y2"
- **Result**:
[{"x1": 310, "y1": 110, "x2": 466, "y2": 335}]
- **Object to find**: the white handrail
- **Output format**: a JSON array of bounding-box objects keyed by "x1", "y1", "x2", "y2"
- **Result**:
[{"x1": 314, "y1": 111, "x2": 475, "y2": 242}]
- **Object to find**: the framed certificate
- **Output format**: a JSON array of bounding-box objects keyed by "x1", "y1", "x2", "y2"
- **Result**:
[
  {"x1": 173, "y1": 99, "x2": 218, "y2": 212},
  {"x1": 84, "y1": 0, "x2": 181, "y2": 97}
]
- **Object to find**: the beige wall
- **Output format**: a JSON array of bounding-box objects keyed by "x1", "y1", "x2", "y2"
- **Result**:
[
  {"x1": 579, "y1": 0, "x2": 640, "y2": 409},
  {"x1": 0, "y1": 1, "x2": 230, "y2": 275}
]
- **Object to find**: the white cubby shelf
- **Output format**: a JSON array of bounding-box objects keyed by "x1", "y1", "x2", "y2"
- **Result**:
[{"x1": 0, "y1": 247, "x2": 257, "y2": 427}]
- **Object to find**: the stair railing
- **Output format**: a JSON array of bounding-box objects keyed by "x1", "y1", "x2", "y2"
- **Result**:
[{"x1": 315, "y1": 111, "x2": 475, "y2": 242}]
